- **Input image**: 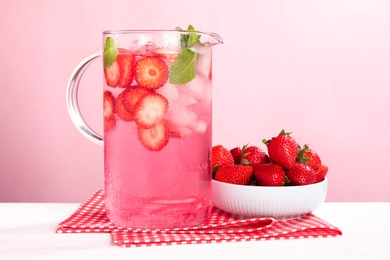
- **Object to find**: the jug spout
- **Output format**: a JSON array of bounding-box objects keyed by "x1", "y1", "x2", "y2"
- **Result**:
[{"x1": 208, "y1": 32, "x2": 223, "y2": 45}]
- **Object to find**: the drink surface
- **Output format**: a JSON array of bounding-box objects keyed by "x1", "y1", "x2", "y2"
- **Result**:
[{"x1": 103, "y1": 36, "x2": 213, "y2": 229}]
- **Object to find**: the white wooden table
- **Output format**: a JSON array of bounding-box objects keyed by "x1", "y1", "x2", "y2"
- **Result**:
[{"x1": 0, "y1": 202, "x2": 389, "y2": 259}]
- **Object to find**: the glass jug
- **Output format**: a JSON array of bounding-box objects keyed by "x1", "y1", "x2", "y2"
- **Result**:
[{"x1": 66, "y1": 29, "x2": 222, "y2": 229}]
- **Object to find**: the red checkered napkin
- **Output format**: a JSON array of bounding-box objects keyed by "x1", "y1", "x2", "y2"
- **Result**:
[
  {"x1": 57, "y1": 190, "x2": 114, "y2": 233},
  {"x1": 57, "y1": 190, "x2": 342, "y2": 247}
]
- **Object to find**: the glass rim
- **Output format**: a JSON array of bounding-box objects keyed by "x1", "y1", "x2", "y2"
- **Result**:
[{"x1": 103, "y1": 30, "x2": 223, "y2": 44}]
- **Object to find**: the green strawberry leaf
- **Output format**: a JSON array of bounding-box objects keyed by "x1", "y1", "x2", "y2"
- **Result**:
[
  {"x1": 241, "y1": 144, "x2": 250, "y2": 165},
  {"x1": 169, "y1": 48, "x2": 197, "y2": 85},
  {"x1": 212, "y1": 165, "x2": 220, "y2": 179},
  {"x1": 279, "y1": 129, "x2": 292, "y2": 136},
  {"x1": 103, "y1": 37, "x2": 118, "y2": 68},
  {"x1": 296, "y1": 144, "x2": 310, "y2": 164},
  {"x1": 242, "y1": 158, "x2": 250, "y2": 165}
]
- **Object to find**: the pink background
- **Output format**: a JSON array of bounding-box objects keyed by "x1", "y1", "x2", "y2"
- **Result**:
[{"x1": 1, "y1": 0, "x2": 389, "y2": 202}]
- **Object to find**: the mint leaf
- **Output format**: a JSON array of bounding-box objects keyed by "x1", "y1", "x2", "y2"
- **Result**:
[
  {"x1": 176, "y1": 26, "x2": 189, "y2": 49},
  {"x1": 103, "y1": 37, "x2": 118, "y2": 68},
  {"x1": 187, "y1": 25, "x2": 201, "y2": 47},
  {"x1": 187, "y1": 25, "x2": 195, "y2": 31},
  {"x1": 176, "y1": 25, "x2": 201, "y2": 48},
  {"x1": 169, "y1": 48, "x2": 197, "y2": 85},
  {"x1": 170, "y1": 25, "x2": 202, "y2": 84}
]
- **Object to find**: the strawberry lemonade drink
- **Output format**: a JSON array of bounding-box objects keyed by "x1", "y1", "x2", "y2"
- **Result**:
[{"x1": 98, "y1": 28, "x2": 221, "y2": 228}]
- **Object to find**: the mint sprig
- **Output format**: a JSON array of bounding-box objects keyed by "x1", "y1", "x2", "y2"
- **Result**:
[
  {"x1": 176, "y1": 25, "x2": 201, "y2": 49},
  {"x1": 169, "y1": 25, "x2": 201, "y2": 85},
  {"x1": 176, "y1": 26, "x2": 189, "y2": 49},
  {"x1": 104, "y1": 37, "x2": 118, "y2": 68},
  {"x1": 187, "y1": 25, "x2": 201, "y2": 47},
  {"x1": 169, "y1": 48, "x2": 197, "y2": 85}
]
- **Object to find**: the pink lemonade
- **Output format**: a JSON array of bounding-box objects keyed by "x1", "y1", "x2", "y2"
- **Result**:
[{"x1": 102, "y1": 32, "x2": 214, "y2": 229}]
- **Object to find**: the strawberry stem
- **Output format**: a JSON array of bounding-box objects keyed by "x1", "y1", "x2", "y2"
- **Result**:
[
  {"x1": 283, "y1": 174, "x2": 290, "y2": 186},
  {"x1": 212, "y1": 165, "x2": 220, "y2": 179},
  {"x1": 240, "y1": 144, "x2": 250, "y2": 165},
  {"x1": 279, "y1": 129, "x2": 292, "y2": 136},
  {"x1": 296, "y1": 144, "x2": 309, "y2": 164}
]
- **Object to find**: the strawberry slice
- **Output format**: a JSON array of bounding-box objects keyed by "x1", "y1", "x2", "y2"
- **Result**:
[
  {"x1": 104, "y1": 91, "x2": 115, "y2": 119},
  {"x1": 138, "y1": 120, "x2": 169, "y2": 151},
  {"x1": 122, "y1": 86, "x2": 151, "y2": 114},
  {"x1": 103, "y1": 91, "x2": 116, "y2": 131},
  {"x1": 115, "y1": 90, "x2": 134, "y2": 122},
  {"x1": 116, "y1": 50, "x2": 135, "y2": 87},
  {"x1": 135, "y1": 56, "x2": 168, "y2": 90},
  {"x1": 133, "y1": 93, "x2": 169, "y2": 128},
  {"x1": 104, "y1": 61, "x2": 120, "y2": 87},
  {"x1": 104, "y1": 49, "x2": 135, "y2": 88}
]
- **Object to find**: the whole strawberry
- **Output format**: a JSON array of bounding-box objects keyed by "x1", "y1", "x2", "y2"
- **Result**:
[
  {"x1": 212, "y1": 145, "x2": 234, "y2": 169},
  {"x1": 229, "y1": 147, "x2": 242, "y2": 164},
  {"x1": 230, "y1": 145, "x2": 269, "y2": 166},
  {"x1": 296, "y1": 144, "x2": 321, "y2": 170},
  {"x1": 215, "y1": 165, "x2": 253, "y2": 185},
  {"x1": 315, "y1": 165, "x2": 328, "y2": 183},
  {"x1": 253, "y1": 163, "x2": 286, "y2": 186},
  {"x1": 286, "y1": 163, "x2": 316, "y2": 185},
  {"x1": 263, "y1": 130, "x2": 298, "y2": 169}
]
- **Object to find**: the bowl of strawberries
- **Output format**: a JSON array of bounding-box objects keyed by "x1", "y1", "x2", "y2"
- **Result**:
[{"x1": 211, "y1": 130, "x2": 328, "y2": 219}]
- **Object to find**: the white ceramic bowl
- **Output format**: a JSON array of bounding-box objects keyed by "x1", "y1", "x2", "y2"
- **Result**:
[{"x1": 212, "y1": 178, "x2": 327, "y2": 219}]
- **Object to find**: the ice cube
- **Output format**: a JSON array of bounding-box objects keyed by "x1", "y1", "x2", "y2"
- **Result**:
[
  {"x1": 190, "y1": 43, "x2": 212, "y2": 55},
  {"x1": 175, "y1": 125, "x2": 193, "y2": 138},
  {"x1": 153, "y1": 48, "x2": 179, "y2": 60},
  {"x1": 128, "y1": 40, "x2": 139, "y2": 49},
  {"x1": 132, "y1": 41, "x2": 158, "y2": 56},
  {"x1": 193, "y1": 120, "x2": 208, "y2": 134},
  {"x1": 176, "y1": 90, "x2": 198, "y2": 106},
  {"x1": 157, "y1": 83, "x2": 180, "y2": 102},
  {"x1": 180, "y1": 75, "x2": 212, "y2": 107},
  {"x1": 171, "y1": 108, "x2": 197, "y2": 126},
  {"x1": 191, "y1": 44, "x2": 212, "y2": 78},
  {"x1": 181, "y1": 75, "x2": 208, "y2": 100}
]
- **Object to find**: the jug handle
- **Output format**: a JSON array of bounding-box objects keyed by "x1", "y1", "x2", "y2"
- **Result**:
[{"x1": 66, "y1": 52, "x2": 104, "y2": 146}]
